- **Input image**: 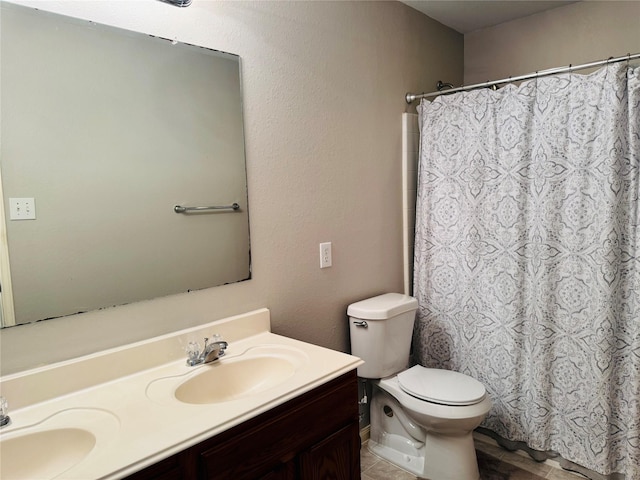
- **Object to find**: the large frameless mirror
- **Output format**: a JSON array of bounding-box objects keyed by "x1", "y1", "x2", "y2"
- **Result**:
[{"x1": 0, "y1": 2, "x2": 251, "y2": 328}]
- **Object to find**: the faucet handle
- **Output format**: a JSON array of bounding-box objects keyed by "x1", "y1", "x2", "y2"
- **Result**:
[
  {"x1": 0, "y1": 396, "x2": 10, "y2": 427},
  {"x1": 186, "y1": 341, "x2": 201, "y2": 366}
]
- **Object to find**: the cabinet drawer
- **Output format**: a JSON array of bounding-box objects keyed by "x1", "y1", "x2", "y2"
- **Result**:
[{"x1": 124, "y1": 455, "x2": 184, "y2": 480}]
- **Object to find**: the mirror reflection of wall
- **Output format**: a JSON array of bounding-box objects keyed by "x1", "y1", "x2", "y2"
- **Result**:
[{"x1": 0, "y1": 2, "x2": 251, "y2": 328}]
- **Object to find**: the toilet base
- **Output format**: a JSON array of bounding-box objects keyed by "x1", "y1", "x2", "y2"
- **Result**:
[
  {"x1": 369, "y1": 386, "x2": 481, "y2": 480},
  {"x1": 369, "y1": 435, "x2": 425, "y2": 476}
]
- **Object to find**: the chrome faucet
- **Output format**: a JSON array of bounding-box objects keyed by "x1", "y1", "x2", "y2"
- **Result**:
[
  {"x1": 0, "y1": 396, "x2": 10, "y2": 427},
  {"x1": 186, "y1": 335, "x2": 228, "y2": 366}
]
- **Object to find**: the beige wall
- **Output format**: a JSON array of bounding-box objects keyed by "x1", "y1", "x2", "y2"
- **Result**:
[
  {"x1": 0, "y1": 0, "x2": 462, "y2": 374},
  {"x1": 465, "y1": 1, "x2": 640, "y2": 85}
]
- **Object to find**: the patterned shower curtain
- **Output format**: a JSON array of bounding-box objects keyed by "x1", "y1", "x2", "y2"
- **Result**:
[{"x1": 413, "y1": 63, "x2": 640, "y2": 478}]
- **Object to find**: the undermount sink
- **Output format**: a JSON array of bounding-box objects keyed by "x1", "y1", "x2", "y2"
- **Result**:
[
  {"x1": 176, "y1": 355, "x2": 296, "y2": 404},
  {"x1": 147, "y1": 345, "x2": 309, "y2": 405},
  {"x1": 0, "y1": 408, "x2": 120, "y2": 480}
]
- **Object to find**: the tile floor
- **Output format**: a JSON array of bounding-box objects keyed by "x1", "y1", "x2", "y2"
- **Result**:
[{"x1": 360, "y1": 435, "x2": 588, "y2": 480}]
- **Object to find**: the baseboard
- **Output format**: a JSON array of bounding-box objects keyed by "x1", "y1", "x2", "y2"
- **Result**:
[{"x1": 360, "y1": 425, "x2": 370, "y2": 443}]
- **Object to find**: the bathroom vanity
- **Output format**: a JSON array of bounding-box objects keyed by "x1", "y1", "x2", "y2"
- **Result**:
[
  {"x1": 0, "y1": 309, "x2": 363, "y2": 479},
  {"x1": 126, "y1": 372, "x2": 359, "y2": 479}
]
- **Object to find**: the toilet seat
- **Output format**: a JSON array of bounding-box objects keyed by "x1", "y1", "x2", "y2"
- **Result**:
[{"x1": 397, "y1": 366, "x2": 486, "y2": 406}]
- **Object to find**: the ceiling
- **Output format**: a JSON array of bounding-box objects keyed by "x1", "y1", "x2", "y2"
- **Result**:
[{"x1": 401, "y1": 1, "x2": 578, "y2": 34}]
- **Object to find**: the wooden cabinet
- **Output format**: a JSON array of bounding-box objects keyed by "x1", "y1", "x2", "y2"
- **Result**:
[
  {"x1": 125, "y1": 371, "x2": 360, "y2": 480},
  {"x1": 298, "y1": 424, "x2": 360, "y2": 480}
]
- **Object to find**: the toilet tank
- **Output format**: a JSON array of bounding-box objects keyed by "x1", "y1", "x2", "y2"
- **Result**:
[{"x1": 348, "y1": 293, "x2": 418, "y2": 379}]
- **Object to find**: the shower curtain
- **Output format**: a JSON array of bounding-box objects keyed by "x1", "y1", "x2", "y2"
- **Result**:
[{"x1": 413, "y1": 63, "x2": 639, "y2": 479}]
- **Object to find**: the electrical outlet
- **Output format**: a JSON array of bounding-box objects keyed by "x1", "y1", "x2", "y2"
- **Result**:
[
  {"x1": 9, "y1": 198, "x2": 36, "y2": 220},
  {"x1": 320, "y1": 242, "x2": 332, "y2": 268}
]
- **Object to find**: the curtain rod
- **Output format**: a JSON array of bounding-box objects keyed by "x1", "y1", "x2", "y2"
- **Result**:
[{"x1": 405, "y1": 52, "x2": 640, "y2": 104}]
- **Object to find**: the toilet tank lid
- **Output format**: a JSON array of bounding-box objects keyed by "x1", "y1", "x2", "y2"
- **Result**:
[{"x1": 347, "y1": 293, "x2": 418, "y2": 320}]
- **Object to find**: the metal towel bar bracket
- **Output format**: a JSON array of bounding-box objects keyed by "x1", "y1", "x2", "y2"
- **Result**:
[{"x1": 174, "y1": 203, "x2": 240, "y2": 213}]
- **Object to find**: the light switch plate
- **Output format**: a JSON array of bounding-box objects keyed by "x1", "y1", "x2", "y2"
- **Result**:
[
  {"x1": 320, "y1": 242, "x2": 332, "y2": 268},
  {"x1": 9, "y1": 198, "x2": 36, "y2": 220}
]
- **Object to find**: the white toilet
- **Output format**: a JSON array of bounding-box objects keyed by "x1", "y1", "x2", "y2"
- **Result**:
[{"x1": 348, "y1": 293, "x2": 491, "y2": 480}]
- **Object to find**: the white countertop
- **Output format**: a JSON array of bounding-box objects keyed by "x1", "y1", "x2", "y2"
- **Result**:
[{"x1": 0, "y1": 309, "x2": 363, "y2": 479}]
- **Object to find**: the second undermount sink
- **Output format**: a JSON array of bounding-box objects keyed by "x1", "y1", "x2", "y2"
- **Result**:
[
  {"x1": 176, "y1": 355, "x2": 296, "y2": 404},
  {"x1": 0, "y1": 408, "x2": 120, "y2": 480},
  {"x1": 146, "y1": 345, "x2": 309, "y2": 405}
]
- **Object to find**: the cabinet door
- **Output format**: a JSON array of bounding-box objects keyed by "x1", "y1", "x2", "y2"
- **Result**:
[
  {"x1": 297, "y1": 422, "x2": 360, "y2": 480},
  {"x1": 198, "y1": 372, "x2": 358, "y2": 480}
]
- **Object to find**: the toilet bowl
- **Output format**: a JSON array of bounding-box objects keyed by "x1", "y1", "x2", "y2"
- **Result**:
[
  {"x1": 348, "y1": 293, "x2": 491, "y2": 480},
  {"x1": 370, "y1": 369, "x2": 492, "y2": 479}
]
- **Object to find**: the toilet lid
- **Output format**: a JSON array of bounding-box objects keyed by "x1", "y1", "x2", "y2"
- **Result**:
[{"x1": 397, "y1": 366, "x2": 486, "y2": 406}]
